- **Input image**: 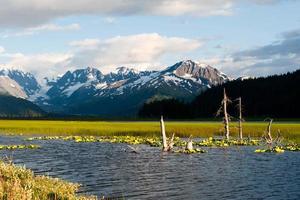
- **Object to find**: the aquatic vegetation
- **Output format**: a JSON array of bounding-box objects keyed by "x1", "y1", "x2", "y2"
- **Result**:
[
  {"x1": 27, "y1": 136, "x2": 63, "y2": 141},
  {"x1": 0, "y1": 160, "x2": 97, "y2": 200},
  {"x1": 283, "y1": 144, "x2": 300, "y2": 151},
  {"x1": 174, "y1": 148, "x2": 207, "y2": 154},
  {"x1": 1, "y1": 120, "x2": 299, "y2": 144},
  {"x1": 254, "y1": 143, "x2": 300, "y2": 153},
  {"x1": 24, "y1": 135, "x2": 300, "y2": 155},
  {"x1": 196, "y1": 137, "x2": 260, "y2": 147},
  {"x1": 0, "y1": 144, "x2": 40, "y2": 150},
  {"x1": 27, "y1": 135, "x2": 164, "y2": 146},
  {"x1": 255, "y1": 146, "x2": 285, "y2": 153},
  {"x1": 73, "y1": 136, "x2": 98, "y2": 143}
]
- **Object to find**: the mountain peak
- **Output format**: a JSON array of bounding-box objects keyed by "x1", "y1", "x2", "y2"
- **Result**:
[
  {"x1": 115, "y1": 66, "x2": 139, "y2": 75},
  {"x1": 0, "y1": 68, "x2": 40, "y2": 96},
  {"x1": 161, "y1": 60, "x2": 229, "y2": 86}
]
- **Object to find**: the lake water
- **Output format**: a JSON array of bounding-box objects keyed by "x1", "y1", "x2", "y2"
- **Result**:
[{"x1": 0, "y1": 136, "x2": 300, "y2": 200}]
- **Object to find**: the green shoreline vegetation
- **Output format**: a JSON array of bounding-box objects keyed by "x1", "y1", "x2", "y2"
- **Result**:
[
  {"x1": 0, "y1": 120, "x2": 300, "y2": 143},
  {"x1": 0, "y1": 160, "x2": 96, "y2": 200}
]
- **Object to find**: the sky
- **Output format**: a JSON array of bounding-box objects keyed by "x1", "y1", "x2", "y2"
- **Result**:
[{"x1": 0, "y1": 0, "x2": 300, "y2": 79}]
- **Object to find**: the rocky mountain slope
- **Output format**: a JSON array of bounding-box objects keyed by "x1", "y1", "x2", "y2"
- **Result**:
[
  {"x1": 0, "y1": 76, "x2": 28, "y2": 98},
  {"x1": 0, "y1": 69, "x2": 40, "y2": 96}
]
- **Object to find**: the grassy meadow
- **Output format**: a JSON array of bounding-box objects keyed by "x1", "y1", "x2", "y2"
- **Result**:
[{"x1": 0, "y1": 120, "x2": 300, "y2": 143}]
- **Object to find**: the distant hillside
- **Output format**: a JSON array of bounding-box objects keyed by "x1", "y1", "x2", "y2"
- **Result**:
[
  {"x1": 139, "y1": 69, "x2": 300, "y2": 119},
  {"x1": 0, "y1": 94, "x2": 45, "y2": 118}
]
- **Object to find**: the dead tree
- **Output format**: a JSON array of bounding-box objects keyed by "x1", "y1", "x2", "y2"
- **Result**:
[
  {"x1": 160, "y1": 116, "x2": 175, "y2": 152},
  {"x1": 238, "y1": 97, "x2": 243, "y2": 140},
  {"x1": 267, "y1": 119, "x2": 273, "y2": 142},
  {"x1": 167, "y1": 133, "x2": 175, "y2": 151},
  {"x1": 217, "y1": 88, "x2": 231, "y2": 140},
  {"x1": 160, "y1": 115, "x2": 168, "y2": 151},
  {"x1": 186, "y1": 135, "x2": 194, "y2": 151},
  {"x1": 273, "y1": 129, "x2": 284, "y2": 145},
  {"x1": 263, "y1": 118, "x2": 273, "y2": 144}
]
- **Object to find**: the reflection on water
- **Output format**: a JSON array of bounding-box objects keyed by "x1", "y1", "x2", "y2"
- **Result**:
[{"x1": 0, "y1": 136, "x2": 300, "y2": 200}]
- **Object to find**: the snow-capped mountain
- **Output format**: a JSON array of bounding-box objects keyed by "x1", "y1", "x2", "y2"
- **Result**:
[
  {"x1": 0, "y1": 69, "x2": 40, "y2": 96},
  {"x1": 1, "y1": 60, "x2": 229, "y2": 116},
  {"x1": 0, "y1": 76, "x2": 28, "y2": 98}
]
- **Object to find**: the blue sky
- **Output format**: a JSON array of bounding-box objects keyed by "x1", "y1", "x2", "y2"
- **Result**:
[{"x1": 0, "y1": 0, "x2": 300, "y2": 79}]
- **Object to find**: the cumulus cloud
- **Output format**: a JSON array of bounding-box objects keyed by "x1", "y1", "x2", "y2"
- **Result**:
[
  {"x1": 1, "y1": 52, "x2": 73, "y2": 79},
  {"x1": 0, "y1": 33, "x2": 201, "y2": 77},
  {"x1": 0, "y1": 0, "x2": 284, "y2": 27},
  {"x1": 68, "y1": 33, "x2": 202, "y2": 72}
]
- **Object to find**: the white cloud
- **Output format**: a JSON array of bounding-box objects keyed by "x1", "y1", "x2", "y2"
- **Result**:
[
  {"x1": 0, "y1": 33, "x2": 202, "y2": 76},
  {"x1": 27, "y1": 23, "x2": 80, "y2": 32},
  {"x1": 2, "y1": 23, "x2": 80, "y2": 38},
  {"x1": 68, "y1": 33, "x2": 202, "y2": 73},
  {"x1": 0, "y1": 0, "x2": 284, "y2": 27},
  {"x1": 69, "y1": 39, "x2": 101, "y2": 49},
  {"x1": 1, "y1": 52, "x2": 73, "y2": 80}
]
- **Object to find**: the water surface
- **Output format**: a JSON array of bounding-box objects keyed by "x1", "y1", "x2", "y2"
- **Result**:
[{"x1": 0, "y1": 136, "x2": 299, "y2": 200}]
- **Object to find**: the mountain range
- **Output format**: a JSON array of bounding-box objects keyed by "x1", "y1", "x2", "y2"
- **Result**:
[
  {"x1": 139, "y1": 69, "x2": 300, "y2": 119},
  {"x1": 0, "y1": 60, "x2": 229, "y2": 117}
]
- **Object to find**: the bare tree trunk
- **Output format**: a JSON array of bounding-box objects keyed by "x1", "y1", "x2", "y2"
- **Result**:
[
  {"x1": 224, "y1": 89, "x2": 230, "y2": 140},
  {"x1": 186, "y1": 135, "x2": 193, "y2": 151},
  {"x1": 238, "y1": 97, "x2": 243, "y2": 140},
  {"x1": 160, "y1": 116, "x2": 168, "y2": 151},
  {"x1": 267, "y1": 119, "x2": 273, "y2": 143}
]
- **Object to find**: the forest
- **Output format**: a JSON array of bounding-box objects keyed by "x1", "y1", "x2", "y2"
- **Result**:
[{"x1": 139, "y1": 69, "x2": 300, "y2": 119}]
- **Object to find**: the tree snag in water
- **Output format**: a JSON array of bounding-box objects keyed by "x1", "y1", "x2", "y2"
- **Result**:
[
  {"x1": 160, "y1": 115, "x2": 168, "y2": 151},
  {"x1": 223, "y1": 89, "x2": 230, "y2": 140},
  {"x1": 267, "y1": 119, "x2": 273, "y2": 143},
  {"x1": 238, "y1": 97, "x2": 243, "y2": 140},
  {"x1": 167, "y1": 133, "x2": 175, "y2": 151},
  {"x1": 186, "y1": 135, "x2": 194, "y2": 151},
  {"x1": 160, "y1": 116, "x2": 175, "y2": 152},
  {"x1": 263, "y1": 118, "x2": 273, "y2": 144}
]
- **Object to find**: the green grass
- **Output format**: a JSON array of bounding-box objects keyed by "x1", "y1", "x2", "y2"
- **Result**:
[
  {"x1": 0, "y1": 160, "x2": 96, "y2": 200},
  {"x1": 0, "y1": 120, "x2": 300, "y2": 143}
]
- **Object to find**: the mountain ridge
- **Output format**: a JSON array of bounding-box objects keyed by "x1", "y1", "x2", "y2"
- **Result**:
[{"x1": 1, "y1": 60, "x2": 229, "y2": 116}]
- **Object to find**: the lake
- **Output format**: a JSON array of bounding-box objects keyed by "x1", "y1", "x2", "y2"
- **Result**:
[{"x1": 0, "y1": 136, "x2": 299, "y2": 200}]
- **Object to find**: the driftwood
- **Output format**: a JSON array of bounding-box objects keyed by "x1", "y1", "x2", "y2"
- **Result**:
[{"x1": 127, "y1": 145, "x2": 139, "y2": 154}]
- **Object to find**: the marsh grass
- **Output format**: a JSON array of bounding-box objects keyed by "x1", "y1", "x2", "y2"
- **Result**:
[
  {"x1": 0, "y1": 160, "x2": 96, "y2": 200},
  {"x1": 0, "y1": 120, "x2": 299, "y2": 143}
]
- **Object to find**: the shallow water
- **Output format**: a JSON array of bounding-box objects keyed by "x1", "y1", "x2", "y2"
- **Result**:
[{"x1": 0, "y1": 136, "x2": 300, "y2": 200}]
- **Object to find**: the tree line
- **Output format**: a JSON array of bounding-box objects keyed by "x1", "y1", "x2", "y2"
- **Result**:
[{"x1": 138, "y1": 69, "x2": 300, "y2": 119}]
